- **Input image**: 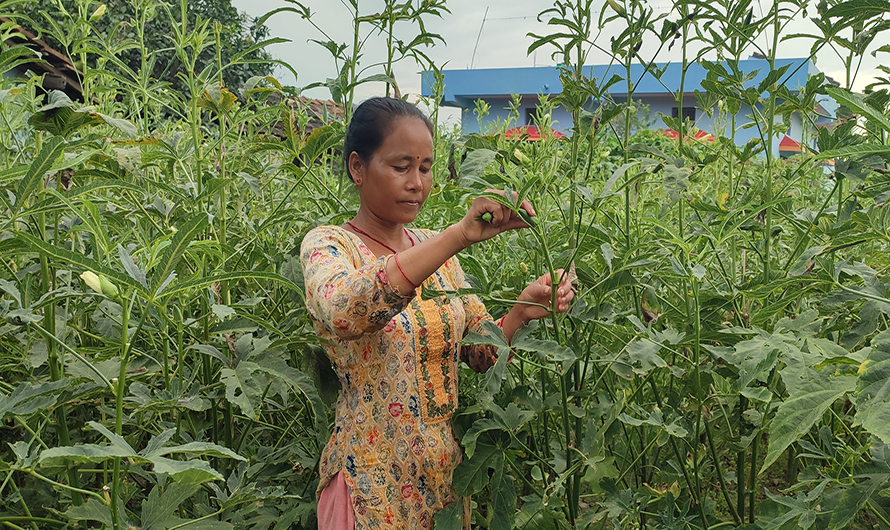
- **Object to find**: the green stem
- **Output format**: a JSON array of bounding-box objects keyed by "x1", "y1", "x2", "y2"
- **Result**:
[
  {"x1": 110, "y1": 293, "x2": 132, "y2": 530},
  {"x1": 0, "y1": 517, "x2": 64, "y2": 528},
  {"x1": 704, "y1": 415, "x2": 741, "y2": 524},
  {"x1": 737, "y1": 395, "x2": 747, "y2": 521},
  {"x1": 37, "y1": 210, "x2": 82, "y2": 506},
  {"x1": 22, "y1": 469, "x2": 106, "y2": 503},
  {"x1": 7, "y1": 480, "x2": 38, "y2": 530},
  {"x1": 749, "y1": 431, "x2": 759, "y2": 524},
  {"x1": 649, "y1": 379, "x2": 708, "y2": 529}
]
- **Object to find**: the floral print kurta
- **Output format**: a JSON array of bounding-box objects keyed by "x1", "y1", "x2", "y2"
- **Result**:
[{"x1": 300, "y1": 225, "x2": 498, "y2": 530}]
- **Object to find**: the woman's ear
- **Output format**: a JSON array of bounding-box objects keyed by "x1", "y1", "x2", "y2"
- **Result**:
[{"x1": 348, "y1": 152, "x2": 364, "y2": 184}]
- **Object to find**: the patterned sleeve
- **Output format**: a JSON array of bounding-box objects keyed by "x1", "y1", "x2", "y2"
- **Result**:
[
  {"x1": 300, "y1": 227, "x2": 416, "y2": 341},
  {"x1": 450, "y1": 255, "x2": 503, "y2": 374}
]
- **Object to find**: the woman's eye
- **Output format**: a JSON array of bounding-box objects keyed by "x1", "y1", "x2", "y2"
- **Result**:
[
  {"x1": 420, "y1": 166, "x2": 431, "y2": 174},
  {"x1": 394, "y1": 166, "x2": 408, "y2": 172}
]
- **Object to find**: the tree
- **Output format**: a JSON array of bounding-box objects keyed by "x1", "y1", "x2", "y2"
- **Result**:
[{"x1": 9, "y1": 0, "x2": 274, "y2": 96}]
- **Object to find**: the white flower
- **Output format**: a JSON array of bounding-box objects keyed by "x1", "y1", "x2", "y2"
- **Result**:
[
  {"x1": 80, "y1": 271, "x2": 119, "y2": 298},
  {"x1": 80, "y1": 271, "x2": 102, "y2": 293}
]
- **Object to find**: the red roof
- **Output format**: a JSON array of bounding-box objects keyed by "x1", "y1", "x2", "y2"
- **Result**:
[
  {"x1": 661, "y1": 129, "x2": 715, "y2": 142},
  {"x1": 505, "y1": 126, "x2": 566, "y2": 141},
  {"x1": 779, "y1": 135, "x2": 803, "y2": 151}
]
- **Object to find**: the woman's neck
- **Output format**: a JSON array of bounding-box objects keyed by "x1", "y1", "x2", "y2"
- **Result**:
[{"x1": 348, "y1": 208, "x2": 409, "y2": 249}]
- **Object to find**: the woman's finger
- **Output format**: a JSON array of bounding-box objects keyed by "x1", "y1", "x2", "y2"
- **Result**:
[{"x1": 519, "y1": 199, "x2": 536, "y2": 218}]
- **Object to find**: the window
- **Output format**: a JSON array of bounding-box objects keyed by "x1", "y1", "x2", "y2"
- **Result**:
[
  {"x1": 525, "y1": 107, "x2": 539, "y2": 125},
  {"x1": 671, "y1": 106, "x2": 696, "y2": 121}
]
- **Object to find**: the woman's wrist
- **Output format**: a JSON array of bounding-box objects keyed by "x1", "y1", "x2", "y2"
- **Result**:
[
  {"x1": 501, "y1": 305, "x2": 532, "y2": 344},
  {"x1": 442, "y1": 222, "x2": 474, "y2": 252}
]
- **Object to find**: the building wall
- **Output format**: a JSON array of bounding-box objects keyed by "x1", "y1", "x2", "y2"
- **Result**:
[
  {"x1": 458, "y1": 96, "x2": 575, "y2": 135},
  {"x1": 463, "y1": 94, "x2": 811, "y2": 156}
]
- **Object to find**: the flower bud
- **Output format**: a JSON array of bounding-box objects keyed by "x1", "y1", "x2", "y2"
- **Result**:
[
  {"x1": 513, "y1": 148, "x2": 530, "y2": 165},
  {"x1": 81, "y1": 271, "x2": 120, "y2": 298},
  {"x1": 80, "y1": 271, "x2": 102, "y2": 293},
  {"x1": 90, "y1": 4, "x2": 106, "y2": 21},
  {"x1": 98, "y1": 275, "x2": 120, "y2": 298}
]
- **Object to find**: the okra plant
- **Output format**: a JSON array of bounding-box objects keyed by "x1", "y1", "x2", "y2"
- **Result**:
[{"x1": 1, "y1": 0, "x2": 890, "y2": 529}]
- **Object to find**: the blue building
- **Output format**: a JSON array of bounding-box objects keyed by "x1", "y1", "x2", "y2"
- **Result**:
[{"x1": 421, "y1": 57, "x2": 836, "y2": 156}]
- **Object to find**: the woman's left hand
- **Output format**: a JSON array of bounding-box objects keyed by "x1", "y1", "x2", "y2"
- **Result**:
[{"x1": 517, "y1": 268, "x2": 575, "y2": 322}]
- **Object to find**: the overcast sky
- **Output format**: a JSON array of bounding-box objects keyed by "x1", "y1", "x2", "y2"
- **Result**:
[{"x1": 231, "y1": 0, "x2": 883, "y2": 110}]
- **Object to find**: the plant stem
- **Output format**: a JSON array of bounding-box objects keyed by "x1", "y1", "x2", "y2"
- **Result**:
[
  {"x1": 737, "y1": 395, "x2": 747, "y2": 521},
  {"x1": 37, "y1": 210, "x2": 82, "y2": 506},
  {"x1": 704, "y1": 415, "x2": 741, "y2": 524},
  {"x1": 110, "y1": 293, "x2": 131, "y2": 530},
  {"x1": 749, "y1": 431, "x2": 759, "y2": 524}
]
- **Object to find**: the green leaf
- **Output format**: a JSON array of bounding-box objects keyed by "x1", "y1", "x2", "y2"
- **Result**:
[
  {"x1": 512, "y1": 333, "x2": 576, "y2": 364},
  {"x1": 160, "y1": 271, "x2": 300, "y2": 299},
  {"x1": 816, "y1": 144, "x2": 890, "y2": 160},
  {"x1": 152, "y1": 441, "x2": 246, "y2": 461},
  {"x1": 0, "y1": 278, "x2": 22, "y2": 307},
  {"x1": 828, "y1": 464, "x2": 890, "y2": 528},
  {"x1": 853, "y1": 342, "x2": 890, "y2": 445},
  {"x1": 153, "y1": 214, "x2": 208, "y2": 295},
  {"x1": 489, "y1": 465, "x2": 516, "y2": 530},
  {"x1": 826, "y1": 87, "x2": 890, "y2": 134},
  {"x1": 189, "y1": 344, "x2": 232, "y2": 368},
  {"x1": 761, "y1": 491, "x2": 811, "y2": 529},
  {"x1": 86, "y1": 421, "x2": 138, "y2": 456},
  {"x1": 221, "y1": 362, "x2": 264, "y2": 420},
  {"x1": 600, "y1": 162, "x2": 639, "y2": 199},
  {"x1": 141, "y1": 482, "x2": 201, "y2": 530},
  {"x1": 461, "y1": 418, "x2": 505, "y2": 459},
  {"x1": 601, "y1": 243, "x2": 614, "y2": 272},
  {"x1": 452, "y1": 438, "x2": 503, "y2": 496},
  {"x1": 459, "y1": 148, "x2": 498, "y2": 179},
  {"x1": 142, "y1": 429, "x2": 176, "y2": 458},
  {"x1": 16, "y1": 232, "x2": 150, "y2": 298},
  {"x1": 118, "y1": 245, "x2": 148, "y2": 288},
  {"x1": 625, "y1": 338, "x2": 667, "y2": 375},
  {"x1": 147, "y1": 455, "x2": 224, "y2": 484},
  {"x1": 824, "y1": 0, "x2": 890, "y2": 18},
  {"x1": 97, "y1": 113, "x2": 138, "y2": 137},
  {"x1": 0, "y1": 379, "x2": 69, "y2": 419},
  {"x1": 65, "y1": 498, "x2": 113, "y2": 527},
  {"x1": 762, "y1": 359, "x2": 855, "y2": 472},
  {"x1": 432, "y1": 500, "x2": 464, "y2": 530},
  {"x1": 251, "y1": 354, "x2": 330, "y2": 444},
  {"x1": 14, "y1": 136, "x2": 65, "y2": 214},
  {"x1": 301, "y1": 124, "x2": 342, "y2": 162},
  {"x1": 28, "y1": 100, "x2": 105, "y2": 136},
  {"x1": 500, "y1": 403, "x2": 535, "y2": 431},
  {"x1": 40, "y1": 443, "x2": 135, "y2": 465}
]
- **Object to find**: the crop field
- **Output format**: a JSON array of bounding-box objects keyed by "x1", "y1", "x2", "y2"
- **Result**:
[{"x1": 1, "y1": 0, "x2": 889, "y2": 528}]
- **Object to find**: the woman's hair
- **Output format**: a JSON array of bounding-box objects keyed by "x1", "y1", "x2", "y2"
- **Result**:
[{"x1": 344, "y1": 97, "x2": 434, "y2": 181}]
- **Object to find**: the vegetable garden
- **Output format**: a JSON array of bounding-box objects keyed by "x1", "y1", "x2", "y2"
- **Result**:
[{"x1": 1, "y1": 0, "x2": 889, "y2": 528}]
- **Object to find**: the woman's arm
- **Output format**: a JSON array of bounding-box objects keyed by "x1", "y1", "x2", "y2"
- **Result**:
[
  {"x1": 457, "y1": 260, "x2": 574, "y2": 373},
  {"x1": 301, "y1": 228, "x2": 416, "y2": 340},
  {"x1": 384, "y1": 193, "x2": 535, "y2": 295}
]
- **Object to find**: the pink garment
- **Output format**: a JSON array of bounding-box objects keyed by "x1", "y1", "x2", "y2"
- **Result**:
[{"x1": 318, "y1": 472, "x2": 355, "y2": 530}]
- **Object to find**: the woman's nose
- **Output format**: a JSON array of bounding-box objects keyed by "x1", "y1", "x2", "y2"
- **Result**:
[{"x1": 405, "y1": 167, "x2": 422, "y2": 190}]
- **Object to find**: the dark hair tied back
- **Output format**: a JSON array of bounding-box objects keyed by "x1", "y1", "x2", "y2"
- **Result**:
[{"x1": 344, "y1": 97, "x2": 434, "y2": 182}]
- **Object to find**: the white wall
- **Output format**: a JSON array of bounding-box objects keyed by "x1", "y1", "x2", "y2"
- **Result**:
[{"x1": 462, "y1": 94, "x2": 813, "y2": 156}]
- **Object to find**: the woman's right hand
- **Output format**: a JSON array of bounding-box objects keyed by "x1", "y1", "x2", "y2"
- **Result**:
[{"x1": 456, "y1": 190, "x2": 536, "y2": 246}]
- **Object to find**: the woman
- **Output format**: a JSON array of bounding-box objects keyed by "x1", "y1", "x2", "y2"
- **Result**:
[{"x1": 300, "y1": 97, "x2": 573, "y2": 530}]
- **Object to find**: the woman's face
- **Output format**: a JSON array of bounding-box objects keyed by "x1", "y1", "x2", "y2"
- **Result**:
[{"x1": 350, "y1": 117, "x2": 434, "y2": 225}]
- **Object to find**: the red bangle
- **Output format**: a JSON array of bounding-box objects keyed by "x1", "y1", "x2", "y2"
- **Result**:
[{"x1": 393, "y1": 253, "x2": 418, "y2": 288}]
